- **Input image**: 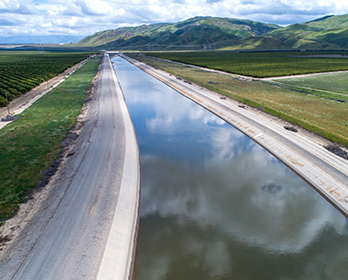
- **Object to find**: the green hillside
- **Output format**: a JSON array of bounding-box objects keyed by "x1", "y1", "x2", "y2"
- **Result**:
[
  {"x1": 268, "y1": 14, "x2": 348, "y2": 49},
  {"x1": 75, "y1": 16, "x2": 279, "y2": 50},
  {"x1": 76, "y1": 14, "x2": 348, "y2": 51}
]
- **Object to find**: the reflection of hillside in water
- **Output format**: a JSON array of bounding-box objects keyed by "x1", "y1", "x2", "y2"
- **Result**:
[{"x1": 112, "y1": 56, "x2": 348, "y2": 280}]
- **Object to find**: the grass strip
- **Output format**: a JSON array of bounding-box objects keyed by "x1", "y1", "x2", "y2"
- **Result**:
[
  {"x1": 273, "y1": 72, "x2": 348, "y2": 95},
  {"x1": 195, "y1": 80, "x2": 348, "y2": 147},
  {"x1": 181, "y1": 78, "x2": 348, "y2": 146},
  {"x1": 0, "y1": 55, "x2": 102, "y2": 223}
]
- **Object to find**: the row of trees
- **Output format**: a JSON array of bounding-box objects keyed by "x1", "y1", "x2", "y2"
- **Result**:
[{"x1": 0, "y1": 51, "x2": 93, "y2": 107}]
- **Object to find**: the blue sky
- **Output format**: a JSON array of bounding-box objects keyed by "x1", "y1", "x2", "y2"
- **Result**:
[{"x1": 0, "y1": 0, "x2": 347, "y2": 39}]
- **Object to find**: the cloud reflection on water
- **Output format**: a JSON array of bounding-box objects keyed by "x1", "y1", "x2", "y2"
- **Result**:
[
  {"x1": 139, "y1": 146, "x2": 348, "y2": 279},
  {"x1": 141, "y1": 146, "x2": 347, "y2": 253}
]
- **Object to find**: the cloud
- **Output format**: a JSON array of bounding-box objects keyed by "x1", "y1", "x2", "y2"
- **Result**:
[
  {"x1": 235, "y1": 0, "x2": 335, "y2": 16},
  {"x1": 0, "y1": 0, "x2": 38, "y2": 14},
  {"x1": 0, "y1": 0, "x2": 347, "y2": 40},
  {"x1": 63, "y1": 0, "x2": 113, "y2": 16},
  {"x1": 0, "y1": 16, "x2": 24, "y2": 26}
]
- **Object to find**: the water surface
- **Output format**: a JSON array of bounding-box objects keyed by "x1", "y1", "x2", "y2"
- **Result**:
[{"x1": 112, "y1": 56, "x2": 348, "y2": 280}]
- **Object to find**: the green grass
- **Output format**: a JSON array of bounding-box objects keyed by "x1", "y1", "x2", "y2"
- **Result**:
[
  {"x1": 145, "y1": 51, "x2": 348, "y2": 78},
  {"x1": 275, "y1": 72, "x2": 348, "y2": 95},
  {"x1": 0, "y1": 55, "x2": 101, "y2": 222},
  {"x1": 127, "y1": 53, "x2": 348, "y2": 147},
  {"x1": 0, "y1": 51, "x2": 94, "y2": 106}
]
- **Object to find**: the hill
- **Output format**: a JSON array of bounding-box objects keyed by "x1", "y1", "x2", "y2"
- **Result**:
[
  {"x1": 75, "y1": 14, "x2": 348, "y2": 51},
  {"x1": 267, "y1": 14, "x2": 348, "y2": 49},
  {"x1": 75, "y1": 16, "x2": 279, "y2": 50}
]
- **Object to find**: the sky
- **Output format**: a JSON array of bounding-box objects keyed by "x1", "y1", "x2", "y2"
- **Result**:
[{"x1": 0, "y1": 0, "x2": 348, "y2": 41}]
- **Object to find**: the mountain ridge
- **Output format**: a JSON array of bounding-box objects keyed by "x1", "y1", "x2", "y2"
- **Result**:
[
  {"x1": 75, "y1": 14, "x2": 348, "y2": 51},
  {"x1": 75, "y1": 16, "x2": 279, "y2": 50}
]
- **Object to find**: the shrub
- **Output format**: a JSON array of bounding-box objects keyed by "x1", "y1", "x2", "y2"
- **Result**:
[
  {"x1": 0, "y1": 96, "x2": 6, "y2": 106},
  {"x1": 6, "y1": 93, "x2": 15, "y2": 101},
  {"x1": 9, "y1": 88, "x2": 20, "y2": 96}
]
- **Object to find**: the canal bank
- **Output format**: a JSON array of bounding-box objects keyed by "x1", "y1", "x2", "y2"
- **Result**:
[
  {"x1": 97, "y1": 55, "x2": 140, "y2": 280},
  {"x1": 97, "y1": 54, "x2": 141, "y2": 280},
  {"x1": 0, "y1": 54, "x2": 140, "y2": 280},
  {"x1": 120, "y1": 53, "x2": 348, "y2": 218}
]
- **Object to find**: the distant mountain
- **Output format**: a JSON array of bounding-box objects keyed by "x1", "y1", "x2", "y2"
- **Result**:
[
  {"x1": 75, "y1": 16, "x2": 279, "y2": 50},
  {"x1": 75, "y1": 14, "x2": 348, "y2": 51},
  {"x1": 0, "y1": 35, "x2": 83, "y2": 44}
]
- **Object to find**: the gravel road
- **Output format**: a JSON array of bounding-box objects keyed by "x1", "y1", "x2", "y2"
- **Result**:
[{"x1": 0, "y1": 54, "x2": 134, "y2": 279}]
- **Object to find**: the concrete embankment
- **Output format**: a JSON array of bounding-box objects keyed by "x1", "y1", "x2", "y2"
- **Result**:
[
  {"x1": 120, "y1": 54, "x2": 348, "y2": 218},
  {"x1": 97, "y1": 54, "x2": 141, "y2": 280}
]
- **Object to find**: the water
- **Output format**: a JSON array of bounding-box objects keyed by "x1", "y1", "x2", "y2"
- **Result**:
[{"x1": 112, "y1": 56, "x2": 348, "y2": 280}]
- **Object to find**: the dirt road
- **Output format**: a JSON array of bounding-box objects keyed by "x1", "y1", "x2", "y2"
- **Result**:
[{"x1": 0, "y1": 54, "x2": 140, "y2": 279}]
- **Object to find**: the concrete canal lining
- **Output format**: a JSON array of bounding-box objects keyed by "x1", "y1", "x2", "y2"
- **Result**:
[
  {"x1": 120, "y1": 53, "x2": 348, "y2": 218},
  {"x1": 97, "y1": 55, "x2": 140, "y2": 280}
]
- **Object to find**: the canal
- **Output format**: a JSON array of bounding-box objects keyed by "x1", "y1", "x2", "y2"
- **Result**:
[{"x1": 112, "y1": 56, "x2": 348, "y2": 280}]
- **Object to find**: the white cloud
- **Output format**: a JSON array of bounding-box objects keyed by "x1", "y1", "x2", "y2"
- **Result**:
[
  {"x1": 0, "y1": 0, "x2": 38, "y2": 14},
  {"x1": 0, "y1": 0, "x2": 347, "y2": 40},
  {"x1": 69, "y1": 0, "x2": 113, "y2": 16}
]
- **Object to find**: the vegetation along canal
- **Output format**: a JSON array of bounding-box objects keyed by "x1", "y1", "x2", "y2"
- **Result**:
[{"x1": 111, "y1": 56, "x2": 348, "y2": 279}]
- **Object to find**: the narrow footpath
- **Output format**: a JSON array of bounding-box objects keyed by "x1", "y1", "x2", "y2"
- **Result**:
[
  {"x1": 0, "y1": 54, "x2": 140, "y2": 280},
  {"x1": 121, "y1": 53, "x2": 348, "y2": 218}
]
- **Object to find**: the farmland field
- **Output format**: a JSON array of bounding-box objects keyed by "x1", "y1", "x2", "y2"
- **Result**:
[
  {"x1": 0, "y1": 55, "x2": 101, "y2": 222},
  {"x1": 275, "y1": 72, "x2": 348, "y2": 95},
  {"x1": 146, "y1": 51, "x2": 348, "y2": 78},
  {"x1": 127, "y1": 52, "x2": 348, "y2": 147},
  {"x1": 0, "y1": 51, "x2": 94, "y2": 106}
]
